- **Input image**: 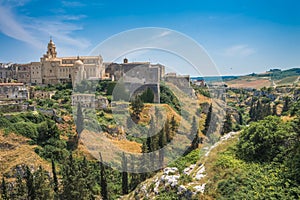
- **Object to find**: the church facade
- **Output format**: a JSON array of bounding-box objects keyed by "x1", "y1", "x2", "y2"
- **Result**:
[{"x1": 30, "y1": 39, "x2": 105, "y2": 85}]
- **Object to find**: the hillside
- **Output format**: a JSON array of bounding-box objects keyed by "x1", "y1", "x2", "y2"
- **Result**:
[
  {"x1": 0, "y1": 131, "x2": 51, "y2": 180},
  {"x1": 123, "y1": 114, "x2": 300, "y2": 199},
  {"x1": 225, "y1": 68, "x2": 300, "y2": 88}
]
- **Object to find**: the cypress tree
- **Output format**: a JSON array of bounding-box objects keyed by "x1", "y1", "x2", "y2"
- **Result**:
[
  {"x1": 164, "y1": 118, "x2": 171, "y2": 143},
  {"x1": 76, "y1": 102, "x2": 84, "y2": 135},
  {"x1": 121, "y1": 153, "x2": 129, "y2": 195},
  {"x1": 99, "y1": 153, "x2": 108, "y2": 200},
  {"x1": 25, "y1": 166, "x2": 35, "y2": 200},
  {"x1": 61, "y1": 154, "x2": 79, "y2": 200},
  {"x1": 190, "y1": 116, "x2": 199, "y2": 150},
  {"x1": 141, "y1": 88, "x2": 154, "y2": 103},
  {"x1": 51, "y1": 160, "x2": 59, "y2": 194},
  {"x1": 184, "y1": 116, "x2": 199, "y2": 155},
  {"x1": 282, "y1": 96, "x2": 290, "y2": 114},
  {"x1": 34, "y1": 166, "x2": 54, "y2": 200},
  {"x1": 203, "y1": 104, "x2": 212, "y2": 135},
  {"x1": 130, "y1": 96, "x2": 144, "y2": 120},
  {"x1": 249, "y1": 100, "x2": 256, "y2": 121},
  {"x1": 222, "y1": 112, "x2": 233, "y2": 135},
  {"x1": 158, "y1": 129, "x2": 166, "y2": 169},
  {"x1": 170, "y1": 115, "x2": 178, "y2": 136},
  {"x1": 13, "y1": 174, "x2": 26, "y2": 199},
  {"x1": 1, "y1": 177, "x2": 8, "y2": 200},
  {"x1": 238, "y1": 111, "x2": 243, "y2": 125}
]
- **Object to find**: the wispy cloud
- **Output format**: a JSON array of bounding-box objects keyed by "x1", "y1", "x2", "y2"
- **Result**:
[
  {"x1": 0, "y1": 4, "x2": 43, "y2": 48},
  {"x1": 61, "y1": 14, "x2": 87, "y2": 21},
  {"x1": 62, "y1": 1, "x2": 86, "y2": 7},
  {"x1": 223, "y1": 44, "x2": 255, "y2": 57},
  {"x1": 0, "y1": 1, "x2": 90, "y2": 55}
]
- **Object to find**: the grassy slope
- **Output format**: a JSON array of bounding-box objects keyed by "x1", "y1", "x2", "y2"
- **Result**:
[
  {"x1": 0, "y1": 131, "x2": 51, "y2": 180},
  {"x1": 225, "y1": 68, "x2": 300, "y2": 88}
]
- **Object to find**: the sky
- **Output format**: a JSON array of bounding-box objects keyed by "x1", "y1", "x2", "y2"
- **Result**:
[{"x1": 0, "y1": 0, "x2": 299, "y2": 76}]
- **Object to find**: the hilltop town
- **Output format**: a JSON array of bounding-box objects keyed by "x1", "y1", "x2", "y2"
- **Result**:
[
  {"x1": 1, "y1": 39, "x2": 300, "y2": 200},
  {"x1": 0, "y1": 39, "x2": 195, "y2": 112}
]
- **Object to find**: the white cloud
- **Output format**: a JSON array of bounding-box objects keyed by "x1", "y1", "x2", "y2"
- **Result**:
[
  {"x1": 223, "y1": 44, "x2": 255, "y2": 57},
  {"x1": 61, "y1": 14, "x2": 87, "y2": 21},
  {"x1": 0, "y1": 4, "x2": 43, "y2": 48},
  {"x1": 0, "y1": 1, "x2": 91, "y2": 55},
  {"x1": 61, "y1": 1, "x2": 85, "y2": 7}
]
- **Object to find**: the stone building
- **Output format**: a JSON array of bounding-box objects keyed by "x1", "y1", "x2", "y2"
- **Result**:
[
  {"x1": 105, "y1": 58, "x2": 165, "y2": 81},
  {"x1": 30, "y1": 38, "x2": 105, "y2": 85},
  {"x1": 30, "y1": 62, "x2": 42, "y2": 84},
  {"x1": 72, "y1": 93, "x2": 109, "y2": 109},
  {"x1": 0, "y1": 63, "x2": 15, "y2": 82},
  {"x1": 104, "y1": 59, "x2": 165, "y2": 103},
  {"x1": 0, "y1": 83, "x2": 29, "y2": 103},
  {"x1": 164, "y1": 73, "x2": 195, "y2": 97},
  {"x1": 16, "y1": 64, "x2": 31, "y2": 84},
  {"x1": 30, "y1": 90, "x2": 55, "y2": 99}
]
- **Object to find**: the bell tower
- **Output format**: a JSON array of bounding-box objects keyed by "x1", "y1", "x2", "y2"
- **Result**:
[{"x1": 46, "y1": 37, "x2": 57, "y2": 59}]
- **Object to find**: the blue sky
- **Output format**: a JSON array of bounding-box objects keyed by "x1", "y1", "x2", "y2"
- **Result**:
[{"x1": 0, "y1": 0, "x2": 299, "y2": 76}]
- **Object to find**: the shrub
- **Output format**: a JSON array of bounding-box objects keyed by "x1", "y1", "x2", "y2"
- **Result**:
[
  {"x1": 237, "y1": 116, "x2": 295, "y2": 162},
  {"x1": 14, "y1": 122, "x2": 38, "y2": 141}
]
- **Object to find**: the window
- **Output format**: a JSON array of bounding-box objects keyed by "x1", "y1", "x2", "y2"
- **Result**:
[{"x1": 50, "y1": 70, "x2": 52, "y2": 73}]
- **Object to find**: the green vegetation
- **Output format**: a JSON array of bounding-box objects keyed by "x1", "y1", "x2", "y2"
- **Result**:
[
  {"x1": 206, "y1": 114, "x2": 300, "y2": 199},
  {"x1": 191, "y1": 84, "x2": 210, "y2": 97},
  {"x1": 169, "y1": 149, "x2": 202, "y2": 172},
  {"x1": 160, "y1": 84, "x2": 181, "y2": 113}
]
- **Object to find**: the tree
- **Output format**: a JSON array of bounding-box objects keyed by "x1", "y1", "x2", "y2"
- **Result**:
[
  {"x1": 33, "y1": 166, "x2": 54, "y2": 200},
  {"x1": 129, "y1": 155, "x2": 139, "y2": 190},
  {"x1": 13, "y1": 174, "x2": 26, "y2": 199},
  {"x1": 190, "y1": 116, "x2": 199, "y2": 150},
  {"x1": 140, "y1": 88, "x2": 154, "y2": 103},
  {"x1": 1, "y1": 177, "x2": 8, "y2": 200},
  {"x1": 75, "y1": 103, "x2": 84, "y2": 135},
  {"x1": 121, "y1": 153, "x2": 129, "y2": 194},
  {"x1": 25, "y1": 166, "x2": 35, "y2": 200},
  {"x1": 237, "y1": 116, "x2": 294, "y2": 162},
  {"x1": 164, "y1": 118, "x2": 171, "y2": 143},
  {"x1": 203, "y1": 104, "x2": 212, "y2": 135},
  {"x1": 222, "y1": 112, "x2": 233, "y2": 135},
  {"x1": 158, "y1": 129, "x2": 166, "y2": 168},
  {"x1": 61, "y1": 154, "x2": 78, "y2": 199},
  {"x1": 37, "y1": 119, "x2": 60, "y2": 145},
  {"x1": 282, "y1": 96, "x2": 290, "y2": 114},
  {"x1": 99, "y1": 153, "x2": 108, "y2": 200},
  {"x1": 170, "y1": 115, "x2": 178, "y2": 135},
  {"x1": 51, "y1": 160, "x2": 59, "y2": 194},
  {"x1": 130, "y1": 96, "x2": 144, "y2": 120},
  {"x1": 238, "y1": 111, "x2": 244, "y2": 125},
  {"x1": 184, "y1": 116, "x2": 200, "y2": 156}
]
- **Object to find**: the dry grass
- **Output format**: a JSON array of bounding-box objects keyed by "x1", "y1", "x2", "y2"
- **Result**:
[
  {"x1": 227, "y1": 78, "x2": 271, "y2": 89},
  {"x1": 0, "y1": 131, "x2": 51, "y2": 180},
  {"x1": 111, "y1": 139, "x2": 142, "y2": 153},
  {"x1": 281, "y1": 115, "x2": 296, "y2": 122}
]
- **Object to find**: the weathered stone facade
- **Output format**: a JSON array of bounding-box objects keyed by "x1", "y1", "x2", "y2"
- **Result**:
[
  {"x1": 0, "y1": 83, "x2": 29, "y2": 103},
  {"x1": 36, "y1": 39, "x2": 105, "y2": 85},
  {"x1": 72, "y1": 93, "x2": 109, "y2": 109}
]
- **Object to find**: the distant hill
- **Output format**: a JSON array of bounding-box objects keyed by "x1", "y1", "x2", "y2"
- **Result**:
[
  {"x1": 192, "y1": 68, "x2": 300, "y2": 89},
  {"x1": 198, "y1": 68, "x2": 300, "y2": 89}
]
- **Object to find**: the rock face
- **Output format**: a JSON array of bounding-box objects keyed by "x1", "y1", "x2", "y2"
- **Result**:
[
  {"x1": 127, "y1": 131, "x2": 239, "y2": 199},
  {"x1": 195, "y1": 164, "x2": 206, "y2": 180}
]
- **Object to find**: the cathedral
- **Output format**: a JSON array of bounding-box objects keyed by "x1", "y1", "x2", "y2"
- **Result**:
[{"x1": 30, "y1": 38, "x2": 105, "y2": 85}]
